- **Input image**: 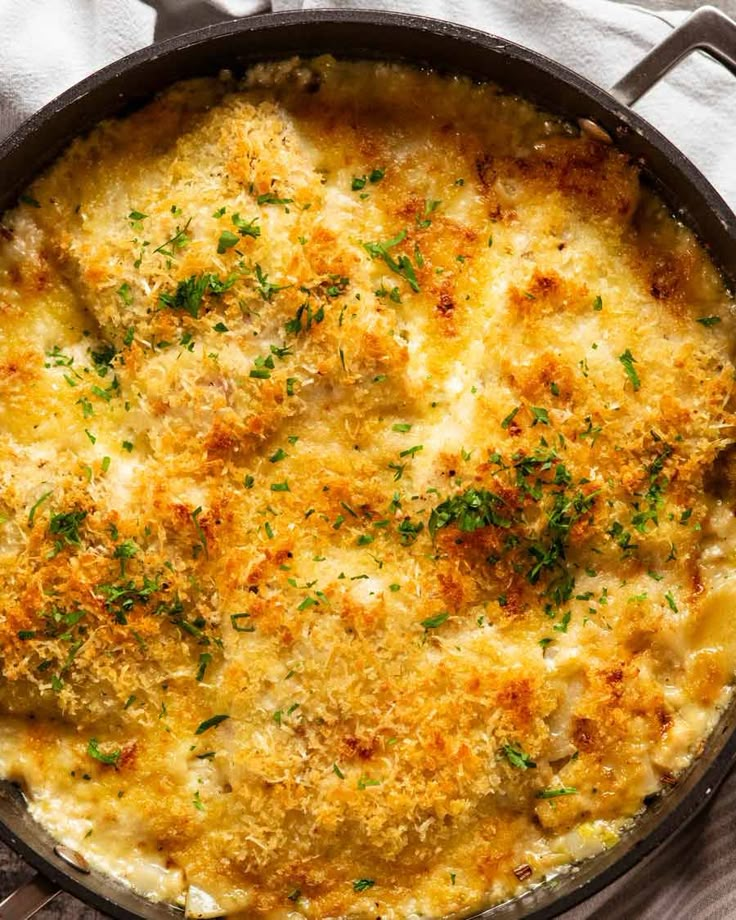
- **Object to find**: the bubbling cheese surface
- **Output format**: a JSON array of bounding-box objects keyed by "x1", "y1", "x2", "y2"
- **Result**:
[{"x1": 1, "y1": 57, "x2": 736, "y2": 919}]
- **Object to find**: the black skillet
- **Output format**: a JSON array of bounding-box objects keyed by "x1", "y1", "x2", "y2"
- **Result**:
[{"x1": 1, "y1": 5, "x2": 736, "y2": 920}]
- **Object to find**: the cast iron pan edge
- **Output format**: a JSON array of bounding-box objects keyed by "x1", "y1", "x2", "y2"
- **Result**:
[{"x1": 0, "y1": 10, "x2": 735, "y2": 920}]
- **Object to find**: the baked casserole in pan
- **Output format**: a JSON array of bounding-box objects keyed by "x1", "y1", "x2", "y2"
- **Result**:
[{"x1": 0, "y1": 55, "x2": 735, "y2": 919}]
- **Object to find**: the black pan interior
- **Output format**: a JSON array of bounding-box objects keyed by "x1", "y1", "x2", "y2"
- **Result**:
[{"x1": 0, "y1": 11, "x2": 735, "y2": 920}]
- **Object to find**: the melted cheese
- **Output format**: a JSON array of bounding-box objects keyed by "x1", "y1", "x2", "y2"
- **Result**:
[{"x1": 0, "y1": 57, "x2": 735, "y2": 919}]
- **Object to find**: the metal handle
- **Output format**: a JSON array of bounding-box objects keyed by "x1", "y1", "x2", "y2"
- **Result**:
[
  {"x1": 611, "y1": 5, "x2": 736, "y2": 106},
  {"x1": 0, "y1": 873, "x2": 59, "y2": 920}
]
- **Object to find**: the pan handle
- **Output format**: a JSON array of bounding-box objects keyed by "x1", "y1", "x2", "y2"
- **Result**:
[
  {"x1": 0, "y1": 873, "x2": 59, "y2": 920},
  {"x1": 611, "y1": 5, "x2": 736, "y2": 106}
]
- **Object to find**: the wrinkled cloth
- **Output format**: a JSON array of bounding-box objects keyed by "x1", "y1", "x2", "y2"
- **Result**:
[{"x1": 0, "y1": 2, "x2": 735, "y2": 918}]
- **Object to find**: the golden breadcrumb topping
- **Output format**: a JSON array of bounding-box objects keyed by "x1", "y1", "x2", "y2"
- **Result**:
[{"x1": 1, "y1": 57, "x2": 735, "y2": 919}]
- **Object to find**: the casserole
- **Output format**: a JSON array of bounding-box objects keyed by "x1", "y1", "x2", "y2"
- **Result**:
[{"x1": 1, "y1": 7, "x2": 728, "y2": 916}]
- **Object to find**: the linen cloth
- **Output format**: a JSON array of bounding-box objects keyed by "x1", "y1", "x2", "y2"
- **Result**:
[{"x1": 0, "y1": 1, "x2": 735, "y2": 918}]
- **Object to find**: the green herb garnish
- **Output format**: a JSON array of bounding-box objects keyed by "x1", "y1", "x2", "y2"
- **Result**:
[
  {"x1": 231, "y1": 213, "x2": 260, "y2": 238},
  {"x1": 363, "y1": 229, "x2": 420, "y2": 293},
  {"x1": 87, "y1": 738, "x2": 121, "y2": 767},
  {"x1": 537, "y1": 786, "x2": 578, "y2": 799},
  {"x1": 48, "y1": 509, "x2": 87, "y2": 549},
  {"x1": 28, "y1": 491, "x2": 52, "y2": 527},
  {"x1": 353, "y1": 879, "x2": 375, "y2": 893},
  {"x1": 421, "y1": 611, "x2": 449, "y2": 630},
  {"x1": 194, "y1": 714, "x2": 230, "y2": 735},
  {"x1": 255, "y1": 263, "x2": 287, "y2": 302},
  {"x1": 502, "y1": 744, "x2": 536, "y2": 770},
  {"x1": 619, "y1": 349, "x2": 641, "y2": 391},
  {"x1": 257, "y1": 192, "x2": 293, "y2": 207},
  {"x1": 217, "y1": 230, "x2": 239, "y2": 254}
]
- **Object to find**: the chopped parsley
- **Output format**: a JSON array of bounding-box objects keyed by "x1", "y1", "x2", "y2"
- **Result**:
[
  {"x1": 353, "y1": 879, "x2": 376, "y2": 893},
  {"x1": 697, "y1": 315, "x2": 721, "y2": 327},
  {"x1": 153, "y1": 218, "x2": 191, "y2": 257},
  {"x1": 90, "y1": 342, "x2": 117, "y2": 375},
  {"x1": 113, "y1": 540, "x2": 138, "y2": 575},
  {"x1": 97, "y1": 574, "x2": 161, "y2": 625},
  {"x1": 502, "y1": 744, "x2": 536, "y2": 770},
  {"x1": 255, "y1": 263, "x2": 287, "y2": 302},
  {"x1": 421, "y1": 611, "x2": 449, "y2": 630},
  {"x1": 619, "y1": 349, "x2": 641, "y2": 392},
  {"x1": 285, "y1": 301, "x2": 324, "y2": 335},
  {"x1": 91, "y1": 385, "x2": 111, "y2": 403},
  {"x1": 193, "y1": 651, "x2": 212, "y2": 681},
  {"x1": 429, "y1": 488, "x2": 510, "y2": 537},
  {"x1": 48, "y1": 509, "x2": 87, "y2": 550},
  {"x1": 159, "y1": 271, "x2": 236, "y2": 319},
  {"x1": 117, "y1": 282, "x2": 133, "y2": 305},
  {"x1": 231, "y1": 613, "x2": 256, "y2": 633},
  {"x1": 357, "y1": 775, "x2": 381, "y2": 790},
  {"x1": 580, "y1": 416, "x2": 602, "y2": 443},
  {"x1": 194, "y1": 714, "x2": 230, "y2": 735},
  {"x1": 428, "y1": 448, "x2": 598, "y2": 610},
  {"x1": 28, "y1": 491, "x2": 52, "y2": 527},
  {"x1": 191, "y1": 506, "x2": 208, "y2": 560},
  {"x1": 87, "y1": 738, "x2": 121, "y2": 767},
  {"x1": 363, "y1": 229, "x2": 420, "y2": 293},
  {"x1": 231, "y1": 213, "x2": 261, "y2": 238},
  {"x1": 257, "y1": 192, "x2": 293, "y2": 207},
  {"x1": 501, "y1": 406, "x2": 520, "y2": 430},
  {"x1": 416, "y1": 198, "x2": 441, "y2": 229},
  {"x1": 217, "y1": 230, "x2": 239, "y2": 253},
  {"x1": 530, "y1": 406, "x2": 550, "y2": 426},
  {"x1": 537, "y1": 786, "x2": 578, "y2": 799},
  {"x1": 352, "y1": 168, "x2": 384, "y2": 191}
]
